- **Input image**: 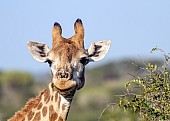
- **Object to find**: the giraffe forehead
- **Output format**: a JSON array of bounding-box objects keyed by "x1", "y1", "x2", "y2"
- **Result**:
[
  {"x1": 52, "y1": 42, "x2": 77, "y2": 59},
  {"x1": 49, "y1": 41, "x2": 86, "y2": 63}
]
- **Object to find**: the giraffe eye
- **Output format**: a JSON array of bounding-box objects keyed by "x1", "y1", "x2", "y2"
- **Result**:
[
  {"x1": 80, "y1": 57, "x2": 89, "y2": 65},
  {"x1": 46, "y1": 59, "x2": 52, "y2": 67}
]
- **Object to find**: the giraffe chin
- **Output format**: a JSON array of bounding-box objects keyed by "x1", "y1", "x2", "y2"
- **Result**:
[{"x1": 52, "y1": 78, "x2": 77, "y2": 91}]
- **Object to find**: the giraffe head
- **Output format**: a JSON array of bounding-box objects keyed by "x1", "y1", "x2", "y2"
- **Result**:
[{"x1": 27, "y1": 19, "x2": 111, "y2": 93}]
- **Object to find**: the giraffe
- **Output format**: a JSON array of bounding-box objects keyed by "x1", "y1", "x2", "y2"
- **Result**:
[{"x1": 8, "y1": 19, "x2": 111, "y2": 121}]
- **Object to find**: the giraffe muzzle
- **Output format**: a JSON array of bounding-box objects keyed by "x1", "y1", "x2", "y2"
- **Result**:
[{"x1": 55, "y1": 69, "x2": 73, "y2": 80}]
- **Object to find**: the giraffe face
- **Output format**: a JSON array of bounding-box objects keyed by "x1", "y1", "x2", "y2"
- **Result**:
[
  {"x1": 27, "y1": 19, "x2": 111, "y2": 91},
  {"x1": 47, "y1": 40, "x2": 88, "y2": 90}
]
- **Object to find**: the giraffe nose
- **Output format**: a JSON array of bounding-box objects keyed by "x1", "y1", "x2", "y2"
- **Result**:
[{"x1": 56, "y1": 69, "x2": 69, "y2": 79}]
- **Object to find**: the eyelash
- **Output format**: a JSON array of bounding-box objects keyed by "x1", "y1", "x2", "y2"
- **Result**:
[
  {"x1": 80, "y1": 57, "x2": 89, "y2": 65},
  {"x1": 46, "y1": 60, "x2": 52, "y2": 67}
]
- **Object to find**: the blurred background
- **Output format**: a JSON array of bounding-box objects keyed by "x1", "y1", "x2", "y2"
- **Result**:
[{"x1": 0, "y1": 0, "x2": 170, "y2": 121}]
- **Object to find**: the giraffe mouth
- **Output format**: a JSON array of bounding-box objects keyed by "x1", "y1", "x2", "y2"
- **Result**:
[{"x1": 52, "y1": 78, "x2": 77, "y2": 91}]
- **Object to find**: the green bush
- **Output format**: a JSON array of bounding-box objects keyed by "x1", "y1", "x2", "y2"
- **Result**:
[
  {"x1": 118, "y1": 48, "x2": 170, "y2": 120},
  {"x1": 0, "y1": 71, "x2": 35, "y2": 120}
]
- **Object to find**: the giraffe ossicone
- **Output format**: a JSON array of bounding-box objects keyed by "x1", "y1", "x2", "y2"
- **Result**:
[{"x1": 8, "y1": 19, "x2": 111, "y2": 121}]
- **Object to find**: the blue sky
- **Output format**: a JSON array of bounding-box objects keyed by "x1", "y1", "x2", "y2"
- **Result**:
[{"x1": 0, "y1": 0, "x2": 170, "y2": 72}]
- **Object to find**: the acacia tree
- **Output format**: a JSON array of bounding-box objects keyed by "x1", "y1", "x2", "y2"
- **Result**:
[{"x1": 118, "y1": 48, "x2": 170, "y2": 120}]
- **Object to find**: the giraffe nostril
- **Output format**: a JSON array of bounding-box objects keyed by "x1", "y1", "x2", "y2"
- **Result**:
[
  {"x1": 61, "y1": 73, "x2": 66, "y2": 78},
  {"x1": 56, "y1": 70, "x2": 70, "y2": 79}
]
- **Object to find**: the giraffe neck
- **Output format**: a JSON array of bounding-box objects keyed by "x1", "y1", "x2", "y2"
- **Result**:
[{"x1": 8, "y1": 83, "x2": 75, "y2": 121}]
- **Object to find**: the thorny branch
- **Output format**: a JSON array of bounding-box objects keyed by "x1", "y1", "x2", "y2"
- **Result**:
[{"x1": 98, "y1": 103, "x2": 117, "y2": 121}]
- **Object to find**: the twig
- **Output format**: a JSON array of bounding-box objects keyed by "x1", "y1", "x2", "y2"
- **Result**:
[{"x1": 98, "y1": 103, "x2": 117, "y2": 121}]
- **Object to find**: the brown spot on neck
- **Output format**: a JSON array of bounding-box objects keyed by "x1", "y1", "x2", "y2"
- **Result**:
[
  {"x1": 44, "y1": 88, "x2": 50, "y2": 103},
  {"x1": 49, "y1": 105, "x2": 54, "y2": 114},
  {"x1": 49, "y1": 105, "x2": 58, "y2": 121},
  {"x1": 55, "y1": 93, "x2": 58, "y2": 102},
  {"x1": 33, "y1": 111, "x2": 41, "y2": 121},
  {"x1": 62, "y1": 104, "x2": 67, "y2": 111},
  {"x1": 42, "y1": 106, "x2": 47, "y2": 117},
  {"x1": 27, "y1": 111, "x2": 34, "y2": 120},
  {"x1": 37, "y1": 102, "x2": 43, "y2": 110},
  {"x1": 21, "y1": 117, "x2": 25, "y2": 121},
  {"x1": 51, "y1": 95, "x2": 54, "y2": 101},
  {"x1": 50, "y1": 112, "x2": 58, "y2": 121},
  {"x1": 58, "y1": 95, "x2": 61, "y2": 109},
  {"x1": 58, "y1": 116, "x2": 64, "y2": 121}
]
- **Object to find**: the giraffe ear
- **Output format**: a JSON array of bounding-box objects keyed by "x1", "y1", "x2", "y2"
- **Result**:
[
  {"x1": 88, "y1": 40, "x2": 111, "y2": 62},
  {"x1": 27, "y1": 41, "x2": 51, "y2": 62}
]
